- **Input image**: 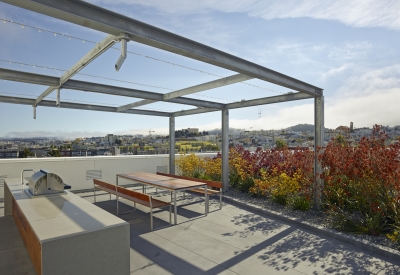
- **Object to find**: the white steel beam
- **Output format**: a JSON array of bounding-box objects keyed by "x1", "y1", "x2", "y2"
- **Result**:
[
  {"x1": 163, "y1": 74, "x2": 252, "y2": 100},
  {"x1": 0, "y1": 68, "x2": 224, "y2": 109},
  {"x1": 226, "y1": 92, "x2": 314, "y2": 109},
  {"x1": 222, "y1": 109, "x2": 229, "y2": 191},
  {"x1": 116, "y1": 73, "x2": 249, "y2": 112},
  {"x1": 313, "y1": 96, "x2": 324, "y2": 210},
  {"x1": 35, "y1": 34, "x2": 124, "y2": 106},
  {"x1": 116, "y1": 99, "x2": 157, "y2": 112},
  {"x1": 169, "y1": 117, "x2": 175, "y2": 174},
  {"x1": 2, "y1": 0, "x2": 322, "y2": 97},
  {"x1": 171, "y1": 92, "x2": 313, "y2": 117},
  {"x1": 172, "y1": 107, "x2": 218, "y2": 117},
  {"x1": 0, "y1": 95, "x2": 170, "y2": 117}
]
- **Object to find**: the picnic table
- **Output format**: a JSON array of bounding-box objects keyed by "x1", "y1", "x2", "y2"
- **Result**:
[{"x1": 116, "y1": 172, "x2": 208, "y2": 224}]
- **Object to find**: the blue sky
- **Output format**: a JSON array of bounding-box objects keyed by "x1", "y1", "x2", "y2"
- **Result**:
[{"x1": 1, "y1": 0, "x2": 400, "y2": 139}]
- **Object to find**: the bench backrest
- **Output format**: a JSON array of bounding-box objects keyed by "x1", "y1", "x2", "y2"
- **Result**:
[
  {"x1": 93, "y1": 179, "x2": 117, "y2": 191},
  {"x1": 156, "y1": 172, "x2": 222, "y2": 189},
  {"x1": 116, "y1": 185, "x2": 150, "y2": 203}
]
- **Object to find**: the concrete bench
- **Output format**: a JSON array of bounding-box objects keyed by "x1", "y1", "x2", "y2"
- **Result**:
[
  {"x1": 93, "y1": 179, "x2": 171, "y2": 231},
  {"x1": 156, "y1": 172, "x2": 223, "y2": 210}
]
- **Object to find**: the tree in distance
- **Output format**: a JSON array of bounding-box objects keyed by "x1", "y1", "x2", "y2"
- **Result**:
[
  {"x1": 48, "y1": 149, "x2": 61, "y2": 157},
  {"x1": 19, "y1": 148, "x2": 34, "y2": 158},
  {"x1": 275, "y1": 138, "x2": 287, "y2": 149}
]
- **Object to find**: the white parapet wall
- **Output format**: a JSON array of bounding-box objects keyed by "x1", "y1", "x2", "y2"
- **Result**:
[{"x1": 0, "y1": 153, "x2": 217, "y2": 199}]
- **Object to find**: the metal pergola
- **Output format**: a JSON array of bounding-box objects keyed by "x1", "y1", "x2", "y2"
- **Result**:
[{"x1": 0, "y1": 0, "x2": 325, "y2": 209}]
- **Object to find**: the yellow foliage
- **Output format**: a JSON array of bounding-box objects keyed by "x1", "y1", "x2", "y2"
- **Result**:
[
  {"x1": 203, "y1": 157, "x2": 222, "y2": 181},
  {"x1": 175, "y1": 153, "x2": 222, "y2": 181},
  {"x1": 229, "y1": 149, "x2": 253, "y2": 181},
  {"x1": 250, "y1": 169, "x2": 302, "y2": 198},
  {"x1": 175, "y1": 153, "x2": 205, "y2": 178},
  {"x1": 387, "y1": 231, "x2": 399, "y2": 242}
]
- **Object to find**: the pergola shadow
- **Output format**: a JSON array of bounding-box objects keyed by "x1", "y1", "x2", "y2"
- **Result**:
[{"x1": 92, "y1": 197, "x2": 400, "y2": 275}]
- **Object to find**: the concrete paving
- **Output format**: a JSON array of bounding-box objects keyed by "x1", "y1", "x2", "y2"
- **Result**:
[
  {"x1": 1, "y1": 189, "x2": 400, "y2": 275},
  {"x1": 83, "y1": 187, "x2": 400, "y2": 275},
  {"x1": 0, "y1": 214, "x2": 36, "y2": 275}
]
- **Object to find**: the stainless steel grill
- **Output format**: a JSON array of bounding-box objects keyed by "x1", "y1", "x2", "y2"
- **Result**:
[{"x1": 25, "y1": 169, "x2": 71, "y2": 196}]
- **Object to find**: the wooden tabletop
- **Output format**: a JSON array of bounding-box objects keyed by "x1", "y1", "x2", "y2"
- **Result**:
[{"x1": 116, "y1": 172, "x2": 207, "y2": 191}]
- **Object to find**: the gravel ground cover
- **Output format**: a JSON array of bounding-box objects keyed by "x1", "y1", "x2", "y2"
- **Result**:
[{"x1": 224, "y1": 188, "x2": 400, "y2": 252}]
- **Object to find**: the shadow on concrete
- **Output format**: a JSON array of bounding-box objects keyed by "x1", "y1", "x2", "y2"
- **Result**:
[{"x1": 93, "y1": 197, "x2": 400, "y2": 275}]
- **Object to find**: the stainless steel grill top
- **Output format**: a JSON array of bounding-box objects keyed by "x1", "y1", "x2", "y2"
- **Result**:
[{"x1": 27, "y1": 169, "x2": 70, "y2": 196}]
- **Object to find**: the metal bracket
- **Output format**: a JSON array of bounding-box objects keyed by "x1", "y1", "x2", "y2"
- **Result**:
[
  {"x1": 115, "y1": 33, "x2": 130, "y2": 71},
  {"x1": 56, "y1": 87, "x2": 60, "y2": 107}
]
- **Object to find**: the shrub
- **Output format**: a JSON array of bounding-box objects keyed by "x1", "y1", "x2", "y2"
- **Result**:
[
  {"x1": 320, "y1": 125, "x2": 400, "y2": 236},
  {"x1": 288, "y1": 195, "x2": 312, "y2": 211},
  {"x1": 250, "y1": 168, "x2": 303, "y2": 205},
  {"x1": 175, "y1": 153, "x2": 205, "y2": 178}
]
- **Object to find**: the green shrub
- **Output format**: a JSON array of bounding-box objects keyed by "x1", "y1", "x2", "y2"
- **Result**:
[
  {"x1": 332, "y1": 210, "x2": 387, "y2": 236},
  {"x1": 289, "y1": 195, "x2": 311, "y2": 211},
  {"x1": 271, "y1": 194, "x2": 287, "y2": 205}
]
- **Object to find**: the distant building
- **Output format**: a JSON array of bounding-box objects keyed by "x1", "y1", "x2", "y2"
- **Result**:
[
  {"x1": 105, "y1": 134, "x2": 116, "y2": 145},
  {"x1": 336, "y1": 126, "x2": 350, "y2": 135},
  {"x1": 111, "y1": 146, "x2": 120, "y2": 156},
  {"x1": 0, "y1": 150, "x2": 19, "y2": 159}
]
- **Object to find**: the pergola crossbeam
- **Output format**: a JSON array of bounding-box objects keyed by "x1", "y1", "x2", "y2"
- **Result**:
[
  {"x1": 116, "y1": 99, "x2": 157, "y2": 112},
  {"x1": 172, "y1": 108, "x2": 219, "y2": 117},
  {"x1": 0, "y1": 68, "x2": 225, "y2": 109},
  {"x1": 0, "y1": 95, "x2": 169, "y2": 117},
  {"x1": 35, "y1": 34, "x2": 121, "y2": 106},
  {"x1": 171, "y1": 92, "x2": 313, "y2": 117},
  {"x1": 226, "y1": 92, "x2": 313, "y2": 109},
  {"x1": 116, "y1": 73, "x2": 250, "y2": 112},
  {"x1": 164, "y1": 74, "x2": 252, "y2": 100}
]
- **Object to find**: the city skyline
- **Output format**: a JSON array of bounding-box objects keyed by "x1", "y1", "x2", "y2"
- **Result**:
[{"x1": 1, "y1": 1, "x2": 400, "y2": 138}]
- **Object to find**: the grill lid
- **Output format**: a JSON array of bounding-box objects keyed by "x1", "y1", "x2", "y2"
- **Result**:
[{"x1": 28, "y1": 169, "x2": 67, "y2": 196}]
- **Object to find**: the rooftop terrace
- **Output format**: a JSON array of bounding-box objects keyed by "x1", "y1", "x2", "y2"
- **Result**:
[{"x1": 1, "y1": 180, "x2": 400, "y2": 274}]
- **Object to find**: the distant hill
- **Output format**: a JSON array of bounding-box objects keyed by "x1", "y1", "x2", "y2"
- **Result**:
[
  {"x1": 208, "y1": 128, "x2": 242, "y2": 135},
  {"x1": 286, "y1": 124, "x2": 315, "y2": 132},
  {"x1": 205, "y1": 124, "x2": 327, "y2": 134}
]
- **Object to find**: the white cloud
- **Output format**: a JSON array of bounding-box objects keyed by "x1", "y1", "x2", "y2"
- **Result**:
[
  {"x1": 4, "y1": 131, "x2": 107, "y2": 139},
  {"x1": 92, "y1": 0, "x2": 400, "y2": 30},
  {"x1": 320, "y1": 63, "x2": 353, "y2": 81},
  {"x1": 336, "y1": 64, "x2": 400, "y2": 97},
  {"x1": 328, "y1": 41, "x2": 373, "y2": 61}
]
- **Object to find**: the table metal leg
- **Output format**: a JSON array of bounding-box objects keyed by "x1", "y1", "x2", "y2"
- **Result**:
[
  {"x1": 205, "y1": 186, "x2": 208, "y2": 216},
  {"x1": 174, "y1": 191, "x2": 177, "y2": 225},
  {"x1": 116, "y1": 194, "x2": 119, "y2": 214},
  {"x1": 93, "y1": 184, "x2": 96, "y2": 203},
  {"x1": 116, "y1": 176, "x2": 119, "y2": 214}
]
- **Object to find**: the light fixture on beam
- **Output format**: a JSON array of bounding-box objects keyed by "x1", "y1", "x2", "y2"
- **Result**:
[
  {"x1": 33, "y1": 105, "x2": 36, "y2": 119},
  {"x1": 115, "y1": 33, "x2": 130, "y2": 72}
]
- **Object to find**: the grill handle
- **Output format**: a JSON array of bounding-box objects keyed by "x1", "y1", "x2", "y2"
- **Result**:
[
  {"x1": 21, "y1": 169, "x2": 35, "y2": 185},
  {"x1": 64, "y1": 183, "x2": 71, "y2": 190}
]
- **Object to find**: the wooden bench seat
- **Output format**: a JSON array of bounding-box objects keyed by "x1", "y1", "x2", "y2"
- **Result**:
[
  {"x1": 93, "y1": 179, "x2": 171, "y2": 231},
  {"x1": 156, "y1": 172, "x2": 223, "y2": 210}
]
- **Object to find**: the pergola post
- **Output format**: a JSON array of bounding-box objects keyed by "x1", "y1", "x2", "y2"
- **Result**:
[
  {"x1": 169, "y1": 116, "x2": 175, "y2": 174},
  {"x1": 314, "y1": 96, "x2": 324, "y2": 210},
  {"x1": 222, "y1": 109, "x2": 229, "y2": 191}
]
